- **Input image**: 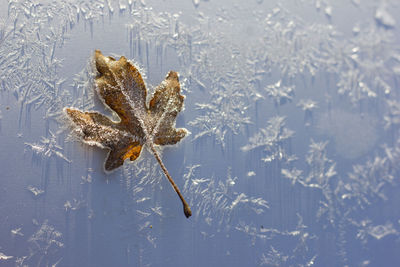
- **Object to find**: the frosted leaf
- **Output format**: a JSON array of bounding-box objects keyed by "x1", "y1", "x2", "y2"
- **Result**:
[{"x1": 66, "y1": 51, "x2": 191, "y2": 217}]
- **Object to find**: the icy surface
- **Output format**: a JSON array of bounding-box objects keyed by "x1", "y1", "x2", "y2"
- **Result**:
[{"x1": 0, "y1": 0, "x2": 400, "y2": 266}]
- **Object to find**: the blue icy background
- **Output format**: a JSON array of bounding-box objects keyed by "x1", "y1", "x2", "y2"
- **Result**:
[{"x1": 1, "y1": 0, "x2": 400, "y2": 266}]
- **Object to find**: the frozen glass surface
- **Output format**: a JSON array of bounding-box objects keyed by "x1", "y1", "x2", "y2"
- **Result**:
[{"x1": 1, "y1": 0, "x2": 400, "y2": 266}]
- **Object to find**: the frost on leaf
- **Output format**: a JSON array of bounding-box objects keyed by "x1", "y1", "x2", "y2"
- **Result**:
[{"x1": 65, "y1": 50, "x2": 191, "y2": 218}]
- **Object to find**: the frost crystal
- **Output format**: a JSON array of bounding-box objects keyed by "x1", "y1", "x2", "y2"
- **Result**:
[
  {"x1": 183, "y1": 166, "x2": 268, "y2": 230},
  {"x1": 0, "y1": 252, "x2": 13, "y2": 260},
  {"x1": 25, "y1": 131, "x2": 71, "y2": 163},
  {"x1": 375, "y1": 5, "x2": 396, "y2": 28},
  {"x1": 21, "y1": 220, "x2": 64, "y2": 267},
  {"x1": 264, "y1": 80, "x2": 295, "y2": 107},
  {"x1": 242, "y1": 116, "x2": 295, "y2": 163},
  {"x1": 27, "y1": 186, "x2": 45, "y2": 197}
]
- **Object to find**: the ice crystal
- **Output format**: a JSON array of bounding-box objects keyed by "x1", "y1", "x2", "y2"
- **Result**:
[
  {"x1": 27, "y1": 185, "x2": 45, "y2": 197},
  {"x1": 297, "y1": 99, "x2": 318, "y2": 112},
  {"x1": 64, "y1": 199, "x2": 86, "y2": 212},
  {"x1": 297, "y1": 99, "x2": 318, "y2": 126},
  {"x1": 11, "y1": 228, "x2": 24, "y2": 237},
  {"x1": 1, "y1": 0, "x2": 107, "y2": 122},
  {"x1": 70, "y1": 59, "x2": 96, "y2": 111},
  {"x1": 187, "y1": 37, "x2": 259, "y2": 147},
  {"x1": 281, "y1": 167, "x2": 303, "y2": 185},
  {"x1": 383, "y1": 100, "x2": 400, "y2": 130},
  {"x1": 189, "y1": 94, "x2": 251, "y2": 147},
  {"x1": 25, "y1": 131, "x2": 71, "y2": 163},
  {"x1": 339, "y1": 156, "x2": 394, "y2": 209},
  {"x1": 183, "y1": 165, "x2": 269, "y2": 230},
  {"x1": 0, "y1": 252, "x2": 13, "y2": 260},
  {"x1": 375, "y1": 4, "x2": 396, "y2": 28},
  {"x1": 353, "y1": 220, "x2": 399, "y2": 245},
  {"x1": 22, "y1": 220, "x2": 64, "y2": 267},
  {"x1": 337, "y1": 69, "x2": 377, "y2": 103},
  {"x1": 334, "y1": 22, "x2": 397, "y2": 106},
  {"x1": 242, "y1": 116, "x2": 295, "y2": 163},
  {"x1": 264, "y1": 80, "x2": 295, "y2": 107},
  {"x1": 261, "y1": 7, "x2": 339, "y2": 78},
  {"x1": 123, "y1": 152, "x2": 163, "y2": 196},
  {"x1": 259, "y1": 215, "x2": 317, "y2": 266},
  {"x1": 305, "y1": 140, "x2": 336, "y2": 188}
]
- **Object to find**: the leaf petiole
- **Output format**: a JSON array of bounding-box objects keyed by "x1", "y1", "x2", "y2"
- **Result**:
[{"x1": 149, "y1": 144, "x2": 192, "y2": 218}]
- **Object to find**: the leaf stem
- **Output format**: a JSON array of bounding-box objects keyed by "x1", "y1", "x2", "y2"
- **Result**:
[{"x1": 149, "y1": 144, "x2": 192, "y2": 218}]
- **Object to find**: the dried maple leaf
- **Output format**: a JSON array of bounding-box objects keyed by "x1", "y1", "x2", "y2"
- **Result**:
[{"x1": 65, "y1": 50, "x2": 191, "y2": 218}]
